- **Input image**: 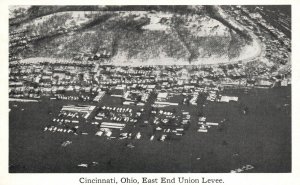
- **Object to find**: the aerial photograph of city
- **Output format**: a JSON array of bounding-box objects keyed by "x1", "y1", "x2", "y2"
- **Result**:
[{"x1": 9, "y1": 5, "x2": 291, "y2": 173}]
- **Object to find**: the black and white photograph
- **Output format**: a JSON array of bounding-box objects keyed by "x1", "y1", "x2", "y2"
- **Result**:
[{"x1": 7, "y1": 4, "x2": 292, "y2": 174}]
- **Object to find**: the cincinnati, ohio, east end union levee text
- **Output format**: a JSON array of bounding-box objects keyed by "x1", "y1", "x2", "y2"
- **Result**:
[{"x1": 9, "y1": 5, "x2": 291, "y2": 173}]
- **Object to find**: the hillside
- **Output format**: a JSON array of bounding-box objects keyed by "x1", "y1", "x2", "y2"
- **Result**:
[{"x1": 9, "y1": 6, "x2": 255, "y2": 65}]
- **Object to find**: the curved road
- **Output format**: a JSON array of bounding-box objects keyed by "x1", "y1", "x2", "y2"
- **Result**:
[{"x1": 214, "y1": 5, "x2": 265, "y2": 64}]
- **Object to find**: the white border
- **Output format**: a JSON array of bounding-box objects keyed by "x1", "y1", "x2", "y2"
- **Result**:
[{"x1": 1, "y1": 0, "x2": 299, "y2": 185}]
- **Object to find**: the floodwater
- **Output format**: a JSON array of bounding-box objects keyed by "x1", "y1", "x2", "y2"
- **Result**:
[{"x1": 9, "y1": 86, "x2": 291, "y2": 173}]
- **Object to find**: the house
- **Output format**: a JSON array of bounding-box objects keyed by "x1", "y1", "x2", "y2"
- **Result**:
[
  {"x1": 157, "y1": 92, "x2": 168, "y2": 101},
  {"x1": 255, "y1": 79, "x2": 273, "y2": 88},
  {"x1": 111, "y1": 85, "x2": 126, "y2": 97}
]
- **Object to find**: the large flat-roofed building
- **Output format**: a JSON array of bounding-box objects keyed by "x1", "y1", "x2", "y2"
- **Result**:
[
  {"x1": 100, "y1": 122, "x2": 125, "y2": 129},
  {"x1": 93, "y1": 91, "x2": 105, "y2": 102},
  {"x1": 61, "y1": 105, "x2": 96, "y2": 119}
]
